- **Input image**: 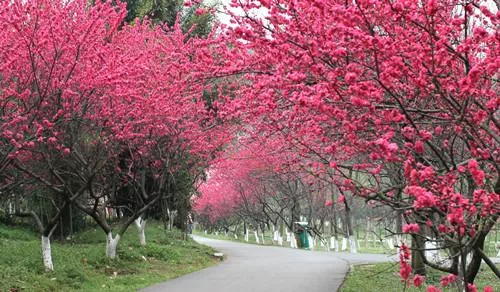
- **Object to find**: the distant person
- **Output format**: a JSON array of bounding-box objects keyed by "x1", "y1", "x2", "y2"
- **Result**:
[{"x1": 187, "y1": 213, "x2": 194, "y2": 234}]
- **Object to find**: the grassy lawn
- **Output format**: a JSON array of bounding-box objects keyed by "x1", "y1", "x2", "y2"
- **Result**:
[
  {"x1": 340, "y1": 262, "x2": 500, "y2": 292},
  {"x1": 1, "y1": 222, "x2": 218, "y2": 291}
]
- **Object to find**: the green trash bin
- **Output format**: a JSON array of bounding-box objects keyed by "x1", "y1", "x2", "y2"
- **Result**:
[
  {"x1": 298, "y1": 229, "x2": 309, "y2": 249},
  {"x1": 295, "y1": 221, "x2": 310, "y2": 249}
]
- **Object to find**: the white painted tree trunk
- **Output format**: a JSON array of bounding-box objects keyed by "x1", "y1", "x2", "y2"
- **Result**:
[
  {"x1": 273, "y1": 230, "x2": 279, "y2": 241},
  {"x1": 41, "y1": 236, "x2": 54, "y2": 271},
  {"x1": 308, "y1": 235, "x2": 314, "y2": 250},
  {"x1": 261, "y1": 233, "x2": 265, "y2": 245},
  {"x1": 254, "y1": 231, "x2": 260, "y2": 244},
  {"x1": 106, "y1": 232, "x2": 121, "y2": 259},
  {"x1": 290, "y1": 233, "x2": 298, "y2": 248},
  {"x1": 244, "y1": 229, "x2": 249, "y2": 242},
  {"x1": 277, "y1": 235, "x2": 283, "y2": 246},
  {"x1": 457, "y1": 256, "x2": 468, "y2": 292},
  {"x1": 341, "y1": 237, "x2": 348, "y2": 251},
  {"x1": 348, "y1": 235, "x2": 358, "y2": 253},
  {"x1": 330, "y1": 237, "x2": 339, "y2": 252},
  {"x1": 134, "y1": 217, "x2": 147, "y2": 246}
]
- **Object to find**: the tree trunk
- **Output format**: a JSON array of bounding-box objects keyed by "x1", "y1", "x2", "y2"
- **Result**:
[
  {"x1": 41, "y1": 236, "x2": 54, "y2": 271},
  {"x1": 244, "y1": 222, "x2": 249, "y2": 242},
  {"x1": 465, "y1": 231, "x2": 490, "y2": 285},
  {"x1": 69, "y1": 203, "x2": 73, "y2": 238},
  {"x1": 290, "y1": 232, "x2": 297, "y2": 248},
  {"x1": 344, "y1": 199, "x2": 357, "y2": 253},
  {"x1": 331, "y1": 216, "x2": 340, "y2": 251},
  {"x1": 135, "y1": 217, "x2": 147, "y2": 246},
  {"x1": 411, "y1": 235, "x2": 426, "y2": 275},
  {"x1": 106, "y1": 232, "x2": 121, "y2": 259},
  {"x1": 291, "y1": 196, "x2": 300, "y2": 230},
  {"x1": 260, "y1": 224, "x2": 265, "y2": 244},
  {"x1": 348, "y1": 235, "x2": 358, "y2": 253}
]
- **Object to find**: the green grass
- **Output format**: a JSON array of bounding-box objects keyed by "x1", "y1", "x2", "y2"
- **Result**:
[
  {"x1": 340, "y1": 262, "x2": 500, "y2": 292},
  {"x1": 0, "y1": 222, "x2": 218, "y2": 292}
]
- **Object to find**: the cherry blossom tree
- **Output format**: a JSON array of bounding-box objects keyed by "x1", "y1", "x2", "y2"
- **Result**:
[
  {"x1": 222, "y1": 0, "x2": 499, "y2": 289},
  {"x1": 0, "y1": 0, "x2": 142, "y2": 270},
  {"x1": 0, "y1": 0, "x2": 230, "y2": 265},
  {"x1": 194, "y1": 138, "x2": 332, "y2": 245},
  {"x1": 69, "y1": 16, "x2": 232, "y2": 258}
]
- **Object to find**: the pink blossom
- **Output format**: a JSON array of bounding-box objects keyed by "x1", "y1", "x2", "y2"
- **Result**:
[
  {"x1": 427, "y1": 286, "x2": 442, "y2": 292},
  {"x1": 419, "y1": 166, "x2": 435, "y2": 181},
  {"x1": 474, "y1": 27, "x2": 488, "y2": 38},
  {"x1": 434, "y1": 126, "x2": 443, "y2": 135},
  {"x1": 400, "y1": 244, "x2": 410, "y2": 260},
  {"x1": 48, "y1": 137, "x2": 57, "y2": 144},
  {"x1": 195, "y1": 8, "x2": 205, "y2": 15},
  {"x1": 440, "y1": 274, "x2": 457, "y2": 287},
  {"x1": 387, "y1": 143, "x2": 399, "y2": 152},
  {"x1": 467, "y1": 283, "x2": 477, "y2": 292},
  {"x1": 345, "y1": 72, "x2": 357, "y2": 83},
  {"x1": 403, "y1": 223, "x2": 420, "y2": 233},
  {"x1": 350, "y1": 96, "x2": 370, "y2": 106},
  {"x1": 468, "y1": 159, "x2": 485, "y2": 186},
  {"x1": 413, "y1": 191, "x2": 437, "y2": 209},
  {"x1": 414, "y1": 140, "x2": 424, "y2": 154},
  {"x1": 438, "y1": 224, "x2": 448, "y2": 233},
  {"x1": 447, "y1": 209, "x2": 464, "y2": 226},
  {"x1": 399, "y1": 261, "x2": 412, "y2": 280},
  {"x1": 413, "y1": 274, "x2": 425, "y2": 287}
]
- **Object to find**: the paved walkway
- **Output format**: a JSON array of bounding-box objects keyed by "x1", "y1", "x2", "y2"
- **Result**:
[{"x1": 142, "y1": 236, "x2": 397, "y2": 292}]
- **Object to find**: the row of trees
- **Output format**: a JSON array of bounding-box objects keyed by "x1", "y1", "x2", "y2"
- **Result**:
[
  {"x1": 195, "y1": 0, "x2": 499, "y2": 291},
  {"x1": 0, "y1": 0, "x2": 228, "y2": 271},
  {"x1": 195, "y1": 140, "x2": 398, "y2": 252},
  {"x1": 0, "y1": 0, "x2": 498, "y2": 290}
]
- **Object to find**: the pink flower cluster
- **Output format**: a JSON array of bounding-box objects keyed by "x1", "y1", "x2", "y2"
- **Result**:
[
  {"x1": 406, "y1": 186, "x2": 437, "y2": 209},
  {"x1": 468, "y1": 159, "x2": 485, "y2": 186},
  {"x1": 413, "y1": 274, "x2": 425, "y2": 287},
  {"x1": 403, "y1": 223, "x2": 420, "y2": 233},
  {"x1": 439, "y1": 274, "x2": 457, "y2": 287},
  {"x1": 398, "y1": 244, "x2": 412, "y2": 281}
]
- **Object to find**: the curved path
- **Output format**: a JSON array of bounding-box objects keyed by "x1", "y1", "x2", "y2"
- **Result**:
[{"x1": 142, "y1": 236, "x2": 397, "y2": 292}]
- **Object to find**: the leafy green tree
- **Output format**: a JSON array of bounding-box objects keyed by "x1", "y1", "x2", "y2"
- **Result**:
[{"x1": 124, "y1": 0, "x2": 215, "y2": 38}]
